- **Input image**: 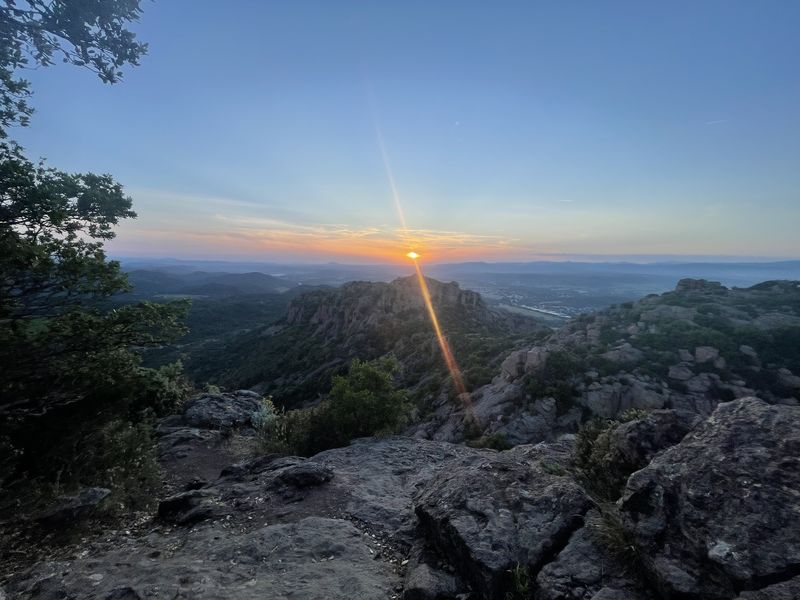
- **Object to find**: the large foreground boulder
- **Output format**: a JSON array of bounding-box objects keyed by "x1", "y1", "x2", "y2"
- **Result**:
[
  {"x1": 619, "y1": 397, "x2": 800, "y2": 599},
  {"x1": 535, "y1": 510, "x2": 655, "y2": 600},
  {"x1": 414, "y1": 441, "x2": 590, "y2": 598}
]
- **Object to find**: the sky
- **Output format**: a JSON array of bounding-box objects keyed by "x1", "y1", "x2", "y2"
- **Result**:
[{"x1": 13, "y1": 1, "x2": 800, "y2": 263}]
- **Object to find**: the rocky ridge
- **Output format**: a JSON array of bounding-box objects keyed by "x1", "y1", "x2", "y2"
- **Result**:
[{"x1": 413, "y1": 279, "x2": 800, "y2": 446}]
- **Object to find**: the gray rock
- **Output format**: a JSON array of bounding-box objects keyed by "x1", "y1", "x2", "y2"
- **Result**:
[
  {"x1": 535, "y1": 511, "x2": 654, "y2": 600},
  {"x1": 602, "y1": 343, "x2": 644, "y2": 365},
  {"x1": 414, "y1": 442, "x2": 590, "y2": 599},
  {"x1": 620, "y1": 397, "x2": 800, "y2": 599},
  {"x1": 668, "y1": 364, "x2": 693, "y2": 381},
  {"x1": 734, "y1": 576, "x2": 800, "y2": 599},
  {"x1": 609, "y1": 409, "x2": 701, "y2": 470},
  {"x1": 36, "y1": 487, "x2": 110, "y2": 526},
  {"x1": 182, "y1": 390, "x2": 263, "y2": 430},
  {"x1": 739, "y1": 345, "x2": 758, "y2": 359},
  {"x1": 7, "y1": 517, "x2": 399, "y2": 599},
  {"x1": 157, "y1": 489, "x2": 222, "y2": 525},
  {"x1": 277, "y1": 462, "x2": 334, "y2": 487},
  {"x1": 694, "y1": 346, "x2": 720, "y2": 363},
  {"x1": 402, "y1": 540, "x2": 463, "y2": 600}
]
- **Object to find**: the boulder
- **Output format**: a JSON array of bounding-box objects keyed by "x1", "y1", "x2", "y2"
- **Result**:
[
  {"x1": 182, "y1": 390, "x2": 263, "y2": 430},
  {"x1": 602, "y1": 343, "x2": 644, "y2": 365},
  {"x1": 276, "y1": 462, "x2": 334, "y2": 487},
  {"x1": 619, "y1": 397, "x2": 800, "y2": 599},
  {"x1": 36, "y1": 487, "x2": 110, "y2": 526},
  {"x1": 608, "y1": 409, "x2": 701, "y2": 470},
  {"x1": 535, "y1": 511, "x2": 654, "y2": 600},
  {"x1": 694, "y1": 346, "x2": 720, "y2": 363},
  {"x1": 500, "y1": 350, "x2": 527, "y2": 379},
  {"x1": 414, "y1": 442, "x2": 590, "y2": 599},
  {"x1": 157, "y1": 489, "x2": 223, "y2": 525},
  {"x1": 668, "y1": 364, "x2": 693, "y2": 381}
]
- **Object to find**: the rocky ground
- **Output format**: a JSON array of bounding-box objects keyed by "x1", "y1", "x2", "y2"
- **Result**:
[{"x1": 3, "y1": 392, "x2": 799, "y2": 599}]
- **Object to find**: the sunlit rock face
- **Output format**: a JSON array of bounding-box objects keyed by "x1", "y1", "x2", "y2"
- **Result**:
[{"x1": 285, "y1": 275, "x2": 487, "y2": 339}]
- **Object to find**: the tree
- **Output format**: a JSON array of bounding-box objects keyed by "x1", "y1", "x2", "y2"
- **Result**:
[
  {"x1": 0, "y1": 1, "x2": 189, "y2": 506},
  {"x1": 0, "y1": 0, "x2": 147, "y2": 137},
  {"x1": 0, "y1": 141, "x2": 188, "y2": 419}
]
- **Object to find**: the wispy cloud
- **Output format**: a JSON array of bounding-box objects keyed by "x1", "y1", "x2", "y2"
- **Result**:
[{"x1": 704, "y1": 119, "x2": 727, "y2": 126}]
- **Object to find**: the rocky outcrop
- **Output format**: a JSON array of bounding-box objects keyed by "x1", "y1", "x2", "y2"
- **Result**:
[
  {"x1": 35, "y1": 487, "x2": 110, "y2": 527},
  {"x1": 535, "y1": 510, "x2": 654, "y2": 600},
  {"x1": 285, "y1": 276, "x2": 490, "y2": 339},
  {"x1": 620, "y1": 398, "x2": 800, "y2": 599},
  {"x1": 414, "y1": 441, "x2": 590, "y2": 598},
  {"x1": 182, "y1": 389, "x2": 263, "y2": 429},
  {"x1": 155, "y1": 389, "x2": 264, "y2": 490}
]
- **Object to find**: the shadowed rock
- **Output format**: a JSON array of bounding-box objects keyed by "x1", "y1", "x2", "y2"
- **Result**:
[
  {"x1": 414, "y1": 441, "x2": 590, "y2": 598},
  {"x1": 620, "y1": 397, "x2": 800, "y2": 599}
]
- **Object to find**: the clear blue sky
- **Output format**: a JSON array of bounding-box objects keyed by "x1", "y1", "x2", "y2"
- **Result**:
[{"x1": 13, "y1": 1, "x2": 800, "y2": 262}]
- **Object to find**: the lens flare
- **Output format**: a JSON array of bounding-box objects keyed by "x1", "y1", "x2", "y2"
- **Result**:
[
  {"x1": 373, "y1": 105, "x2": 468, "y2": 397},
  {"x1": 404, "y1": 249, "x2": 467, "y2": 395}
]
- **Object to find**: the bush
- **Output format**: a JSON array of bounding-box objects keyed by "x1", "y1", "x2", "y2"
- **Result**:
[{"x1": 261, "y1": 358, "x2": 411, "y2": 457}]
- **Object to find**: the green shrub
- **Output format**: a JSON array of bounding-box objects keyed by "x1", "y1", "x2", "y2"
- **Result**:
[{"x1": 262, "y1": 358, "x2": 411, "y2": 457}]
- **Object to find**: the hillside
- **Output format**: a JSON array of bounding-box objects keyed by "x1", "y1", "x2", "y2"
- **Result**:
[
  {"x1": 416, "y1": 278, "x2": 800, "y2": 445},
  {"x1": 185, "y1": 276, "x2": 549, "y2": 407}
]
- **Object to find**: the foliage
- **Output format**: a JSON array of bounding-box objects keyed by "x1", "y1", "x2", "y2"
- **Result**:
[
  {"x1": 0, "y1": 0, "x2": 147, "y2": 137},
  {"x1": 573, "y1": 410, "x2": 648, "y2": 501},
  {"x1": 0, "y1": 137, "x2": 189, "y2": 507},
  {"x1": 526, "y1": 350, "x2": 580, "y2": 415},
  {"x1": 260, "y1": 358, "x2": 411, "y2": 457},
  {"x1": 589, "y1": 503, "x2": 645, "y2": 577},
  {"x1": 504, "y1": 562, "x2": 532, "y2": 600},
  {"x1": 468, "y1": 432, "x2": 512, "y2": 451}
]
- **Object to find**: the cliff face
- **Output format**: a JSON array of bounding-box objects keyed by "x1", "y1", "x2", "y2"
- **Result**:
[
  {"x1": 188, "y1": 276, "x2": 545, "y2": 407},
  {"x1": 285, "y1": 276, "x2": 489, "y2": 339}
]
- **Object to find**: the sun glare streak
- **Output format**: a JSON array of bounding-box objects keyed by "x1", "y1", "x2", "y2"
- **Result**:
[
  {"x1": 369, "y1": 88, "x2": 468, "y2": 397},
  {"x1": 407, "y1": 253, "x2": 468, "y2": 396}
]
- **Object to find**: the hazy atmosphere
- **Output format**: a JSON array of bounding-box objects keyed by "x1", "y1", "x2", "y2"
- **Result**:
[{"x1": 14, "y1": 1, "x2": 800, "y2": 262}]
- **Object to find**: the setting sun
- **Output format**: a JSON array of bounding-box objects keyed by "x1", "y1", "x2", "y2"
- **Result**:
[{"x1": 406, "y1": 251, "x2": 420, "y2": 260}]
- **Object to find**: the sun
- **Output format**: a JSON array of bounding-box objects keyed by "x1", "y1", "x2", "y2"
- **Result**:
[{"x1": 406, "y1": 251, "x2": 420, "y2": 260}]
